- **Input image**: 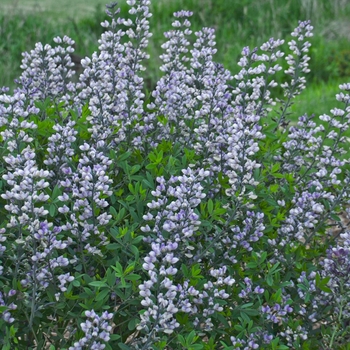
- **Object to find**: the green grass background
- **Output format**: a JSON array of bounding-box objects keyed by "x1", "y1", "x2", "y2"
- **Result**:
[
  {"x1": 1, "y1": 0, "x2": 350, "y2": 119},
  {"x1": 0, "y1": 0, "x2": 108, "y2": 18}
]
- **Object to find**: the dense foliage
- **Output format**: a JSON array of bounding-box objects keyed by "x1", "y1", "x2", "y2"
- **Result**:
[{"x1": 0, "y1": 1, "x2": 350, "y2": 349}]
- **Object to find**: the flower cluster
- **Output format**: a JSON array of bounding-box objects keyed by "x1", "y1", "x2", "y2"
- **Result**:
[
  {"x1": 44, "y1": 120, "x2": 78, "y2": 184},
  {"x1": 137, "y1": 168, "x2": 236, "y2": 342},
  {"x1": 321, "y1": 233, "x2": 350, "y2": 319},
  {"x1": 59, "y1": 141, "x2": 113, "y2": 257},
  {"x1": 76, "y1": 0, "x2": 151, "y2": 147},
  {"x1": 1, "y1": 0, "x2": 350, "y2": 348},
  {"x1": 230, "y1": 331, "x2": 274, "y2": 350},
  {"x1": 68, "y1": 310, "x2": 113, "y2": 350},
  {"x1": 138, "y1": 168, "x2": 207, "y2": 336},
  {"x1": 1, "y1": 140, "x2": 72, "y2": 298},
  {"x1": 16, "y1": 35, "x2": 77, "y2": 107},
  {"x1": 0, "y1": 290, "x2": 16, "y2": 324}
]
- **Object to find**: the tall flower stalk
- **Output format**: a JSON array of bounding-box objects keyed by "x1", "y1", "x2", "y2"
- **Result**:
[{"x1": 1, "y1": 1, "x2": 350, "y2": 349}]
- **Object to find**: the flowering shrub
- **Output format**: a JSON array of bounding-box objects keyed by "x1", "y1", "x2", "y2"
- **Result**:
[{"x1": 0, "y1": 1, "x2": 350, "y2": 349}]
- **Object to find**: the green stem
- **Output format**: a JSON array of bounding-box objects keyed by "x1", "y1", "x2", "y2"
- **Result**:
[{"x1": 329, "y1": 280, "x2": 345, "y2": 348}]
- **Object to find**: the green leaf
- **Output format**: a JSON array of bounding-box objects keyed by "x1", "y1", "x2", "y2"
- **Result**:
[
  {"x1": 142, "y1": 179, "x2": 154, "y2": 189},
  {"x1": 220, "y1": 340, "x2": 235, "y2": 349},
  {"x1": 214, "y1": 207, "x2": 227, "y2": 216},
  {"x1": 49, "y1": 204, "x2": 57, "y2": 217},
  {"x1": 243, "y1": 309, "x2": 259, "y2": 316},
  {"x1": 260, "y1": 251, "x2": 267, "y2": 263},
  {"x1": 96, "y1": 288, "x2": 110, "y2": 301},
  {"x1": 130, "y1": 165, "x2": 141, "y2": 175},
  {"x1": 269, "y1": 262, "x2": 281, "y2": 273},
  {"x1": 128, "y1": 183, "x2": 135, "y2": 194},
  {"x1": 271, "y1": 163, "x2": 280, "y2": 173},
  {"x1": 137, "y1": 201, "x2": 144, "y2": 218},
  {"x1": 124, "y1": 264, "x2": 135, "y2": 274},
  {"x1": 51, "y1": 185, "x2": 62, "y2": 201},
  {"x1": 241, "y1": 303, "x2": 253, "y2": 309},
  {"x1": 246, "y1": 262, "x2": 257, "y2": 269},
  {"x1": 107, "y1": 269, "x2": 117, "y2": 287},
  {"x1": 146, "y1": 163, "x2": 157, "y2": 170},
  {"x1": 129, "y1": 245, "x2": 139, "y2": 260},
  {"x1": 109, "y1": 149, "x2": 117, "y2": 160},
  {"x1": 79, "y1": 303, "x2": 90, "y2": 310},
  {"x1": 89, "y1": 281, "x2": 108, "y2": 288},
  {"x1": 82, "y1": 287, "x2": 95, "y2": 297},
  {"x1": 190, "y1": 345, "x2": 204, "y2": 350},
  {"x1": 110, "y1": 206, "x2": 118, "y2": 218},
  {"x1": 316, "y1": 275, "x2": 332, "y2": 293},
  {"x1": 207, "y1": 199, "x2": 213, "y2": 214},
  {"x1": 106, "y1": 243, "x2": 121, "y2": 251},
  {"x1": 269, "y1": 184, "x2": 279, "y2": 193},
  {"x1": 0, "y1": 305, "x2": 8, "y2": 312},
  {"x1": 145, "y1": 172, "x2": 155, "y2": 189},
  {"x1": 182, "y1": 264, "x2": 189, "y2": 277},
  {"x1": 110, "y1": 334, "x2": 121, "y2": 341},
  {"x1": 157, "y1": 115, "x2": 168, "y2": 125},
  {"x1": 72, "y1": 280, "x2": 81, "y2": 287},
  {"x1": 273, "y1": 288, "x2": 282, "y2": 302},
  {"x1": 272, "y1": 173, "x2": 284, "y2": 179},
  {"x1": 330, "y1": 213, "x2": 341, "y2": 222},
  {"x1": 315, "y1": 272, "x2": 321, "y2": 286},
  {"x1": 215, "y1": 313, "x2": 230, "y2": 328},
  {"x1": 118, "y1": 152, "x2": 131, "y2": 162},
  {"x1": 266, "y1": 274, "x2": 274, "y2": 287},
  {"x1": 129, "y1": 208, "x2": 140, "y2": 222},
  {"x1": 118, "y1": 343, "x2": 131, "y2": 350},
  {"x1": 125, "y1": 274, "x2": 141, "y2": 281},
  {"x1": 240, "y1": 311, "x2": 250, "y2": 323},
  {"x1": 264, "y1": 289, "x2": 270, "y2": 301},
  {"x1": 126, "y1": 195, "x2": 135, "y2": 202},
  {"x1": 112, "y1": 262, "x2": 123, "y2": 275},
  {"x1": 265, "y1": 132, "x2": 278, "y2": 141},
  {"x1": 37, "y1": 119, "x2": 55, "y2": 136},
  {"x1": 156, "y1": 150, "x2": 164, "y2": 163},
  {"x1": 178, "y1": 334, "x2": 186, "y2": 347},
  {"x1": 187, "y1": 330, "x2": 196, "y2": 344},
  {"x1": 128, "y1": 318, "x2": 139, "y2": 331}
]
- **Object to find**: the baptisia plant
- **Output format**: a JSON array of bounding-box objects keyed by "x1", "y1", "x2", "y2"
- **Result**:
[{"x1": 0, "y1": 0, "x2": 350, "y2": 349}]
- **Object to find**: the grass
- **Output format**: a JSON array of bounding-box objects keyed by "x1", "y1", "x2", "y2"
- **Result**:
[
  {"x1": 0, "y1": 0, "x2": 109, "y2": 19},
  {"x1": 0, "y1": 0, "x2": 350, "y2": 120},
  {"x1": 290, "y1": 79, "x2": 347, "y2": 117}
]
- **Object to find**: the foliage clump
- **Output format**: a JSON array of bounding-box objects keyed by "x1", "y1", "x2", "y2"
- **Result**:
[{"x1": 0, "y1": 1, "x2": 350, "y2": 349}]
